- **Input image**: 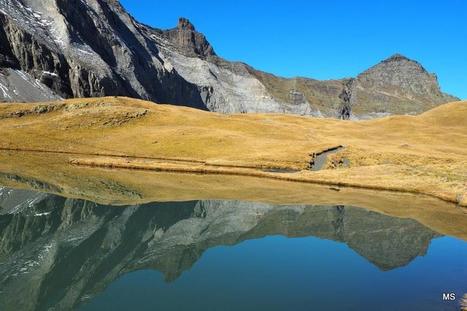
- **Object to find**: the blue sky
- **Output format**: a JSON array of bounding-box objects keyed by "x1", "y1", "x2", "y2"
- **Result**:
[{"x1": 120, "y1": 0, "x2": 467, "y2": 99}]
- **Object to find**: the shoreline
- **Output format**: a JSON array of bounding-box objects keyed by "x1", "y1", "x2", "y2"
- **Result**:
[
  {"x1": 69, "y1": 155, "x2": 467, "y2": 208},
  {"x1": 0, "y1": 146, "x2": 464, "y2": 207}
]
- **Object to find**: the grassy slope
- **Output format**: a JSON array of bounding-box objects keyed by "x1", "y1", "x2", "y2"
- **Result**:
[{"x1": 0, "y1": 97, "x2": 466, "y2": 205}]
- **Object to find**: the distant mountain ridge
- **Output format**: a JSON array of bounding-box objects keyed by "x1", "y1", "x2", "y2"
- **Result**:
[{"x1": 0, "y1": 0, "x2": 458, "y2": 118}]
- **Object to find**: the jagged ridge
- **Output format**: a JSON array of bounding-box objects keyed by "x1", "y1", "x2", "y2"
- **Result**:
[{"x1": 0, "y1": 0, "x2": 459, "y2": 118}]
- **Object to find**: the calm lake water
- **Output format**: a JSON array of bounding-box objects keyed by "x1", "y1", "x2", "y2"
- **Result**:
[{"x1": 0, "y1": 187, "x2": 466, "y2": 311}]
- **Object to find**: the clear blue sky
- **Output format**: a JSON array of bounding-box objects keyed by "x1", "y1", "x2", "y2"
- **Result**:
[{"x1": 120, "y1": 0, "x2": 467, "y2": 99}]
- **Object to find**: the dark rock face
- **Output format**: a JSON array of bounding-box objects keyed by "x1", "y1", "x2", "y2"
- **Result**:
[
  {"x1": 161, "y1": 17, "x2": 216, "y2": 58},
  {"x1": 0, "y1": 0, "x2": 458, "y2": 118},
  {"x1": 0, "y1": 0, "x2": 207, "y2": 109},
  {"x1": 338, "y1": 79, "x2": 354, "y2": 119},
  {"x1": 0, "y1": 189, "x2": 439, "y2": 310}
]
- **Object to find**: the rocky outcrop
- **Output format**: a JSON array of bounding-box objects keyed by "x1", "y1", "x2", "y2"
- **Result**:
[
  {"x1": 160, "y1": 17, "x2": 216, "y2": 58},
  {"x1": 0, "y1": 0, "x2": 458, "y2": 118},
  {"x1": 0, "y1": 188, "x2": 438, "y2": 310},
  {"x1": 338, "y1": 79, "x2": 354, "y2": 119}
]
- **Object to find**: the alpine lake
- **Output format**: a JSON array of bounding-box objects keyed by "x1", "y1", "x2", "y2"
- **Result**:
[{"x1": 0, "y1": 156, "x2": 466, "y2": 311}]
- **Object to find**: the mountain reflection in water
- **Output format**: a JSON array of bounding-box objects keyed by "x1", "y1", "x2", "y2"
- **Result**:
[{"x1": 0, "y1": 188, "x2": 465, "y2": 311}]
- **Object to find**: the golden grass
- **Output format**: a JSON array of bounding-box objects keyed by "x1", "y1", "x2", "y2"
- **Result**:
[{"x1": 0, "y1": 97, "x2": 466, "y2": 206}]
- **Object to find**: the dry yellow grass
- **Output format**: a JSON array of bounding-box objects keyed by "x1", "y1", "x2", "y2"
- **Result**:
[{"x1": 0, "y1": 97, "x2": 466, "y2": 206}]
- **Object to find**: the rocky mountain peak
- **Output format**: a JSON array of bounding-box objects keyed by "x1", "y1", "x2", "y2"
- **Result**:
[
  {"x1": 356, "y1": 53, "x2": 442, "y2": 97},
  {"x1": 178, "y1": 17, "x2": 195, "y2": 31},
  {"x1": 162, "y1": 17, "x2": 216, "y2": 58},
  {"x1": 337, "y1": 52, "x2": 458, "y2": 117},
  {"x1": 376, "y1": 53, "x2": 432, "y2": 76},
  {"x1": 372, "y1": 53, "x2": 428, "y2": 72},
  {"x1": 0, "y1": 0, "x2": 208, "y2": 107},
  {"x1": 384, "y1": 53, "x2": 412, "y2": 63}
]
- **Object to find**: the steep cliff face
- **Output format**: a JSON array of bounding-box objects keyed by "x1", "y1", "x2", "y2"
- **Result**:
[
  {"x1": 0, "y1": 0, "x2": 458, "y2": 118},
  {"x1": 159, "y1": 17, "x2": 216, "y2": 58},
  {"x1": 0, "y1": 0, "x2": 207, "y2": 109},
  {"x1": 0, "y1": 189, "x2": 438, "y2": 310}
]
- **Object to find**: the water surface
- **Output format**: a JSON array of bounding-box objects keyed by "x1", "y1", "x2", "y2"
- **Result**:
[{"x1": 0, "y1": 187, "x2": 465, "y2": 310}]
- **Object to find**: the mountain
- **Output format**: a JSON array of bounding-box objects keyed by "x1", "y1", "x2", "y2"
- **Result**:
[
  {"x1": 250, "y1": 54, "x2": 458, "y2": 118},
  {"x1": 0, "y1": 189, "x2": 438, "y2": 310},
  {"x1": 0, "y1": 0, "x2": 458, "y2": 118}
]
